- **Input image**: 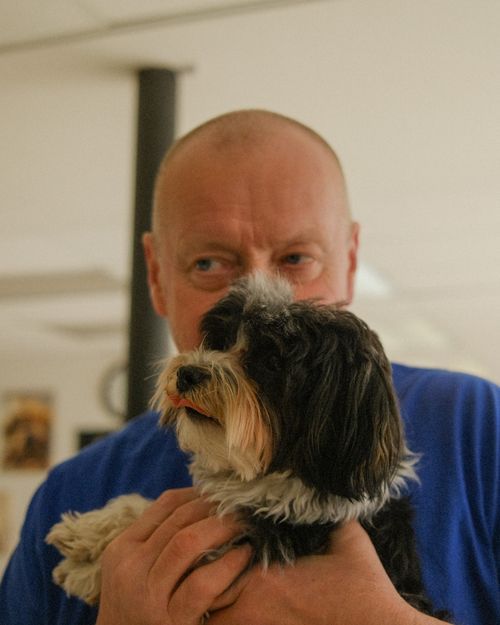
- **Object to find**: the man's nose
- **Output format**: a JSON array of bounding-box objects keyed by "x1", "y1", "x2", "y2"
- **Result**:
[{"x1": 176, "y1": 365, "x2": 210, "y2": 393}]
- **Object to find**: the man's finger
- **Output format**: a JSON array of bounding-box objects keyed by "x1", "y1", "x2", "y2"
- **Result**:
[
  {"x1": 122, "y1": 487, "x2": 199, "y2": 542},
  {"x1": 169, "y1": 544, "x2": 253, "y2": 623},
  {"x1": 145, "y1": 496, "x2": 218, "y2": 558},
  {"x1": 148, "y1": 514, "x2": 245, "y2": 592},
  {"x1": 208, "y1": 563, "x2": 251, "y2": 613}
]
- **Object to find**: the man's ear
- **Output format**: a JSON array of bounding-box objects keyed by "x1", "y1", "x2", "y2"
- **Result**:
[
  {"x1": 142, "y1": 232, "x2": 168, "y2": 317},
  {"x1": 346, "y1": 221, "x2": 360, "y2": 305}
]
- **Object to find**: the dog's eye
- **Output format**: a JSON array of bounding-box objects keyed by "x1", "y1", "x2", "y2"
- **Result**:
[
  {"x1": 267, "y1": 355, "x2": 281, "y2": 371},
  {"x1": 247, "y1": 353, "x2": 281, "y2": 375}
]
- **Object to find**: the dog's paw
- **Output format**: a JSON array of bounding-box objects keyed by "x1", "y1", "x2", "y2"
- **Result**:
[
  {"x1": 52, "y1": 557, "x2": 102, "y2": 605},
  {"x1": 47, "y1": 494, "x2": 152, "y2": 604},
  {"x1": 46, "y1": 494, "x2": 151, "y2": 563},
  {"x1": 46, "y1": 511, "x2": 103, "y2": 563}
]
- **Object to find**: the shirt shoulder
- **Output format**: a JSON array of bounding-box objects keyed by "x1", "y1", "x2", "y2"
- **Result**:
[
  {"x1": 392, "y1": 362, "x2": 499, "y2": 442},
  {"x1": 392, "y1": 362, "x2": 499, "y2": 406}
]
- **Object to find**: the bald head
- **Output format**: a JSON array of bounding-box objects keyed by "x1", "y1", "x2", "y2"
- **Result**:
[
  {"x1": 152, "y1": 109, "x2": 351, "y2": 234},
  {"x1": 143, "y1": 109, "x2": 359, "y2": 349}
]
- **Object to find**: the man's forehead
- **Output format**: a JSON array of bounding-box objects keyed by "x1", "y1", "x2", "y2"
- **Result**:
[
  {"x1": 164, "y1": 112, "x2": 340, "y2": 172},
  {"x1": 173, "y1": 227, "x2": 331, "y2": 250},
  {"x1": 153, "y1": 111, "x2": 350, "y2": 232}
]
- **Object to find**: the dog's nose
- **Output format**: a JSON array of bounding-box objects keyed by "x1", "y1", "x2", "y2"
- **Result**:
[{"x1": 176, "y1": 365, "x2": 210, "y2": 393}]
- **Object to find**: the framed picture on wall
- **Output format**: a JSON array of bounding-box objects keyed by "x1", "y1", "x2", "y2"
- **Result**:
[{"x1": 1, "y1": 391, "x2": 52, "y2": 470}]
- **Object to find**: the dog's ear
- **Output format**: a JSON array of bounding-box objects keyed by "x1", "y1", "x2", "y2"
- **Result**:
[{"x1": 294, "y1": 312, "x2": 403, "y2": 500}]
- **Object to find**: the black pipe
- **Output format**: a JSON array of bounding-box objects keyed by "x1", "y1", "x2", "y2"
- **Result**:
[{"x1": 126, "y1": 68, "x2": 176, "y2": 420}]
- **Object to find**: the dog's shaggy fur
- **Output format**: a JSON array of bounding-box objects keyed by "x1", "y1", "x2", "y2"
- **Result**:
[{"x1": 47, "y1": 274, "x2": 447, "y2": 617}]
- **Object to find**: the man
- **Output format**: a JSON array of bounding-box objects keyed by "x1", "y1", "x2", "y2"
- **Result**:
[{"x1": 1, "y1": 110, "x2": 498, "y2": 625}]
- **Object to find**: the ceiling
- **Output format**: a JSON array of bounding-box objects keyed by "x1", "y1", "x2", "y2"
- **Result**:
[{"x1": 0, "y1": 0, "x2": 499, "y2": 382}]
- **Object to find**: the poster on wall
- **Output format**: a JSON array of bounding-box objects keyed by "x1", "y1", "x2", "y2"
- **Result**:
[{"x1": 1, "y1": 392, "x2": 52, "y2": 470}]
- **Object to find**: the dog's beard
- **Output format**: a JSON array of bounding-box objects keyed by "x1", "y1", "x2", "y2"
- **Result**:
[{"x1": 155, "y1": 348, "x2": 275, "y2": 482}]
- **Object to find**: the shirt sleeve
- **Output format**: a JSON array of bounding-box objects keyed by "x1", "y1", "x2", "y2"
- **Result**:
[
  {"x1": 0, "y1": 414, "x2": 183, "y2": 625},
  {"x1": 395, "y1": 365, "x2": 500, "y2": 624},
  {"x1": 0, "y1": 474, "x2": 98, "y2": 625},
  {"x1": 0, "y1": 481, "x2": 53, "y2": 624}
]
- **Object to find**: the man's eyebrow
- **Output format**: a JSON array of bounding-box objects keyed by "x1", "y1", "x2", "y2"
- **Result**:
[
  {"x1": 175, "y1": 239, "x2": 240, "y2": 257},
  {"x1": 278, "y1": 237, "x2": 322, "y2": 247},
  {"x1": 272, "y1": 236, "x2": 327, "y2": 253}
]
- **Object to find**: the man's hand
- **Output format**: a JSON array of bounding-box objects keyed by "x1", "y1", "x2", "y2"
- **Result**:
[
  {"x1": 208, "y1": 521, "x2": 451, "y2": 625},
  {"x1": 95, "y1": 487, "x2": 252, "y2": 625}
]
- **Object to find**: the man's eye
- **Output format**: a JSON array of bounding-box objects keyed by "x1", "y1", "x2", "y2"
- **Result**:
[
  {"x1": 282, "y1": 254, "x2": 310, "y2": 266},
  {"x1": 190, "y1": 257, "x2": 239, "y2": 291},
  {"x1": 195, "y1": 258, "x2": 220, "y2": 272}
]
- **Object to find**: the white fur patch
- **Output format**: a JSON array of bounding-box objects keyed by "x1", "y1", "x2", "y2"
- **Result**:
[
  {"x1": 191, "y1": 452, "x2": 418, "y2": 525},
  {"x1": 238, "y1": 272, "x2": 294, "y2": 317}
]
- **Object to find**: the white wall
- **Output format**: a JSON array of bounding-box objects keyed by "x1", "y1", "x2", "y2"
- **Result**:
[{"x1": 0, "y1": 346, "x2": 124, "y2": 574}]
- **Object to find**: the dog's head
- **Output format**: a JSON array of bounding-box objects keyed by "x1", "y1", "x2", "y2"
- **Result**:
[{"x1": 156, "y1": 274, "x2": 405, "y2": 501}]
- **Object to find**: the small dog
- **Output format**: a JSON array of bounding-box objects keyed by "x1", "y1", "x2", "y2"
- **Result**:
[{"x1": 47, "y1": 274, "x2": 445, "y2": 616}]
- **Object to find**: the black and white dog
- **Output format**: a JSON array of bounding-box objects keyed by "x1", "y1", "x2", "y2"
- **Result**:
[{"x1": 47, "y1": 274, "x2": 446, "y2": 617}]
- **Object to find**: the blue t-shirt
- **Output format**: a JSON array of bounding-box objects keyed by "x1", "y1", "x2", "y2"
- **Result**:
[{"x1": 1, "y1": 364, "x2": 499, "y2": 625}]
